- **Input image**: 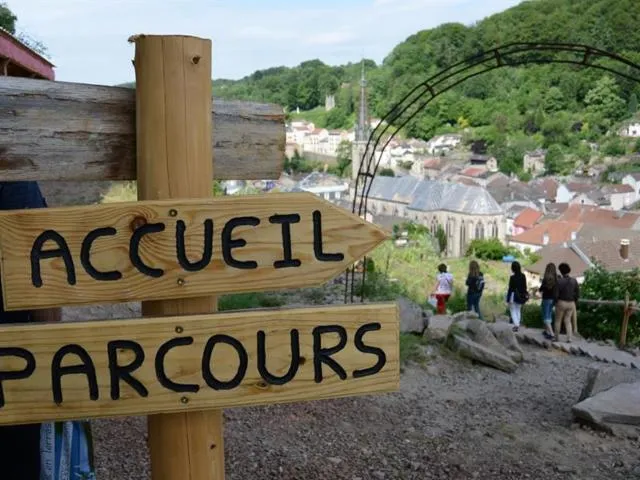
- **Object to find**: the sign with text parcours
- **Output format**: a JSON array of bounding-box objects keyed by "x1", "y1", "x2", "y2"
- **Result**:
[
  {"x1": 0, "y1": 192, "x2": 389, "y2": 311},
  {"x1": 0, "y1": 303, "x2": 399, "y2": 426}
]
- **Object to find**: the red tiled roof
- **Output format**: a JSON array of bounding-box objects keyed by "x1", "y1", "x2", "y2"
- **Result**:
[
  {"x1": 514, "y1": 208, "x2": 543, "y2": 229},
  {"x1": 511, "y1": 220, "x2": 583, "y2": 246},
  {"x1": 603, "y1": 184, "x2": 634, "y2": 194},
  {"x1": 559, "y1": 205, "x2": 640, "y2": 229},
  {"x1": 423, "y1": 158, "x2": 442, "y2": 169},
  {"x1": 460, "y1": 166, "x2": 486, "y2": 178}
]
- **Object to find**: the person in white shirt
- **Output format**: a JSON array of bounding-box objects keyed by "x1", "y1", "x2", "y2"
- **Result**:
[{"x1": 430, "y1": 263, "x2": 453, "y2": 314}]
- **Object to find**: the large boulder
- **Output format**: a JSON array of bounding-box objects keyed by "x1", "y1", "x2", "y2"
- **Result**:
[
  {"x1": 398, "y1": 296, "x2": 430, "y2": 335},
  {"x1": 572, "y1": 382, "x2": 640, "y2": 434},
  {"x1": 487, "y1": 322, "x2": 524, "y2": 363},
  {"x1": 424, "y1": 315, "x2": 454, "y2": 343},
  {"x1": 445, "y1": 316, "x2": 520, "y2": 373},
  {"x1": 449, "y1": 335, "x2": 518, "y2": 373},
  {"x1": 578, "y1": 363, "x2": 640, "y2": 402}
]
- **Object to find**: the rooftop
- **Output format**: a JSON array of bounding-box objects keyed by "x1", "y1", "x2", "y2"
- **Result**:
[
  {"x1": 558, "y1": 205, "x2": 640, "y2": 230},
  {"x1": 513, "y1": 208, "x2": 543, "y2": 229},
  {"x1": 510, "y1": 220, "x2": 583, "y2": 247}
]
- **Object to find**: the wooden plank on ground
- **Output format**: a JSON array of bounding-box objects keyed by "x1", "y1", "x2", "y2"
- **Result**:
[
  {"x1": 0, "y1": 303, "x2": 399, "y2": 426},
  {"x1": 0, "y1": 192, "x2": 390, "y2": 310},
  {"x1": 0, "y1": 77, "x2": 285, "y2": 181}
]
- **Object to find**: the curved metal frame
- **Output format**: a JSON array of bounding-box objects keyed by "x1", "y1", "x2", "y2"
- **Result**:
[{"x1": 345, "y1": 42, "x2": 640, "y2": 303}]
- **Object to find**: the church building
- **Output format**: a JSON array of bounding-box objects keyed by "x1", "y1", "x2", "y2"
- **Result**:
[{"x1": 349, "y1": 62, "x2": 506, "y2": 258}]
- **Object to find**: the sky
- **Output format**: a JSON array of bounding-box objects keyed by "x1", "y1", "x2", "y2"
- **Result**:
[{"x1": 8, "y1": 0, "x2": 522, "y2": 86}]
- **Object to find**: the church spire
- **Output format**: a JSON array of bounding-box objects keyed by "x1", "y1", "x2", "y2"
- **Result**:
[{"x1": 355, "y1": 59, "x2": 370, "y2": 143}]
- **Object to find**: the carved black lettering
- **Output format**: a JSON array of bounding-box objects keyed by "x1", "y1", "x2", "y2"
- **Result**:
[
  {"x1": 176, "y1": 219, "x2": 214, "y2": 272},
  {"x1": 257, "y1": 329, "x2": 300, "y2": 385},
  {"x1": 130, "y1": 223, "x2": 165, "y2": 277},
  {"x1": 202, "y1": 334, "x2": 248, "y2": 390},
  {"x1": 81, "y1": 227, "x2": 122, "y2": 281},
  {"x1": 312, "y1": 325, "x2": 347, "y2": 383},
  {"x1": 269, "y1": 214, "x2": 301, "y2": 268},
  {"x1": 221, "y1": 217, "x2": 260, "y2": 269},
  {"x1": 0, "y1": 348, "x2": 35, "y2": 408},
  {"x1": 107, "y1": 340, "x2": 148, "y2": 400},
  {"x1": 312, "y1": 210, "x2": 344, "y2": 262},
  {"x1": 31, "y1": 230, "x2": 76, "y2": 287},
  {"x1": 51, "y1": 344, "x2": 98, "y2": 404},
  {"x1": 352, "y1": 323, "x2": 386, "y2": 378},
  {"x1": 155, "y1": 337, "x2": 199, "y2": 393}
]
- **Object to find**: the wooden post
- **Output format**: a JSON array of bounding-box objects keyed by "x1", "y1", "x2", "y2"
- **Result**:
[
  {"x1": 620, "y1": 291, "x2": 631, "y2": 349},
  {"x1": 131, "y1": 34, "x2": 224, "y2": 480}
]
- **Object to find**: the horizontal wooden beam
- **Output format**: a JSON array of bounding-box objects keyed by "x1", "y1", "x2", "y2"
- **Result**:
[
  {"x1": 0, "y1": 303, "x2": 399, "y2": 426},
  {"x1": 0, "y1": 77, "x2": 285, "y2": 181}
]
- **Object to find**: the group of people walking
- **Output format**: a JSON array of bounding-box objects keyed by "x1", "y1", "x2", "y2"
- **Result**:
[{"x1": 430, "y1": 259, "x2": 580, "y2": 342}]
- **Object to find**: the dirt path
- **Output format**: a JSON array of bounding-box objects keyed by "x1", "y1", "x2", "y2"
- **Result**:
[{"x1": 91, "y1": 343, "x2": 640, "y2": 480}]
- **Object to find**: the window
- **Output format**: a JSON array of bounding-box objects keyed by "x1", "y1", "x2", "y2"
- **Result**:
[{"x1": 474, "y1": 222, "x2": 485, "y2": 240}]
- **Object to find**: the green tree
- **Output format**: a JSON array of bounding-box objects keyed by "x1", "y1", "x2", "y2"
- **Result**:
[
  {"x1": 544, "y1": 145, "x2": 565, "y2": 175},
  {"x1": 435, "y1": 225, "x2": 447, "y2": 256},
  {"x1": 0, "y1": 2, "x2": 17, "y2": 33},
  {"x1": 333, "y1": 140, "x2": 352, "y2": 177},
  {"x1": 629, "y1": 93, "x2": 639, "y2": 115},
  {"x1": 584, "y1": 76, "x2": 627, "y2": 127},
  {"x1": 379, "y1": 168, "x2": 395, "y2": 177}
]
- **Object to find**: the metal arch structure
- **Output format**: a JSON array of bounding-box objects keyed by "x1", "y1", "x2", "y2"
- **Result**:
[{"x1": 345, "y1": 42, "x2": 640, "y2": 304}]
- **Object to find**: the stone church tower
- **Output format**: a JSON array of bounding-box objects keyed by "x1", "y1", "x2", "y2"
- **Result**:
[{"x1": 351, "y1": 61, "x2": 371, "y2": 192}]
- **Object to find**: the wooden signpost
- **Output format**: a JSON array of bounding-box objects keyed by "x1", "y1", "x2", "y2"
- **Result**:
[{"x1": 0, "y1": 33, "x2": 399, "y2": 480}]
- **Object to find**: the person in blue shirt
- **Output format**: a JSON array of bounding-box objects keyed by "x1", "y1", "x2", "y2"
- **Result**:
[{"x1": 0, "y1": 182, "x2": 96, "y2": 480}]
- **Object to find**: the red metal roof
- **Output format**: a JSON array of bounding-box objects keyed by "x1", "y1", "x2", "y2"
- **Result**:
[{"x1": 0, "y1": 28, "x2": 55, "y2": 80}]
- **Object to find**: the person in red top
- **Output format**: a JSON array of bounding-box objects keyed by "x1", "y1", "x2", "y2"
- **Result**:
[{"x1": 430, "y1": 263, "x2": 453, "y2": 314}]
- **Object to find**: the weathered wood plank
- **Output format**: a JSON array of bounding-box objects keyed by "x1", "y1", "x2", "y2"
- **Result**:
[
  {"x1": 0, "y1": 303, "x2": 399, "y2": 426},
  {"x1": 0, "y1": 192, "x2": 390, "y2": 310},
  {"x1": 0, "y1": 77, "x2": 285, "y2": 181}
]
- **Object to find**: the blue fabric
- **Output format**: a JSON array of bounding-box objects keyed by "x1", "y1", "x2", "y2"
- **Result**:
[
  {"x1": 467, "y1": 292, "x2": 483, "y2": 320},
  {"x1": 542, "y1": 298, "x2": 555, "y2": 325},
  {"x1": 0, "y1": 182, "x2": 96, "y2": 480}
]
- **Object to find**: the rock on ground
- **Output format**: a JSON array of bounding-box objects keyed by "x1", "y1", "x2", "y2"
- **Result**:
[
  {"x1": 573, "y1": 381, "x2": 640, "y2": 435},
  {"x1": 446, "y1": 316, "x2": 522, "y2": 373},
  {"x1": 398, "y1": 296, "x2": 430, "y2": 335},
  {"x1": 423, "y1": 315, "x2": 452, "y2": 343},
  {"x1": 578, "y1": 363, "x2": 640, "y2": 402},
  {"x1": 487, "y1": 321, "x2": 524, "y2": 363}
]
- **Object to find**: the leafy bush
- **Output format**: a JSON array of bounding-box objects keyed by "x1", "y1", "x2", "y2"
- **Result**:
[
  {"x1": 465, "y1": 238, "x2": 519, "y2": 261},
  {"x1": 578, "y1": 266, "x2": 640, "y2": 345}
]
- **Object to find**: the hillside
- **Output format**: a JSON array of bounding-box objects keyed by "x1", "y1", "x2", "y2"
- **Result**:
[{"x1": 211, "y1": 0, "x2": 640, "y2": 176}]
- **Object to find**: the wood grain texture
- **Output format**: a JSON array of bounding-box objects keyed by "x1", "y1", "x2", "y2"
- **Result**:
[
  {"x1": 0, "y1": 193, "x2": 390, "y2": 311},
  {"x1": 131, "y1": 33, "x2": 224, "y2": 480},
  {"x1": 0, "y1": 77, "x2": 285, "y2": 181},
  {"x1": 0, "y1": 303, "x2": 400, "y2": 426}
]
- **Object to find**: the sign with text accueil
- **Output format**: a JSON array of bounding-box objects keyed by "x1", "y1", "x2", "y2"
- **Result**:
[{"x1": 0, "y1": 192, "x2": 389, "y2": 311}]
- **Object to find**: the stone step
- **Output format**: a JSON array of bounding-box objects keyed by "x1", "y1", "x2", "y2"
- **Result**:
[{"x1": 515, "y1": 327, "x2": 639, "y2": 370}]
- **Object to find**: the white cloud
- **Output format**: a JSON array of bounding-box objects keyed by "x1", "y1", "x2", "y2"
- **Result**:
[{"x1": 6, "y1": 0, "x2": 522, "y2": 85}]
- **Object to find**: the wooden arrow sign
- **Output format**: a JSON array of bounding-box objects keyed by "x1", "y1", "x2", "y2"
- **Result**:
[
  {"x1": 0, "y1": 303, "x2": 399, "y2": 426},
  {"x1": 0, "y1": 192, "x2": 389, "y2": 310}
]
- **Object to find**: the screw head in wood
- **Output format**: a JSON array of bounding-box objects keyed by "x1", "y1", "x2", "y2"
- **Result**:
[
  {"x1": 175, "y1": 326, "x2": 184, "y2": 334},
  {"x1": 177, "y1": 278, "x2": 185, "y2": 286},
  {"x1": 169, "y1": 209, "x2": 178, "y2": 217},
  {"x1": 181, "y1": 396, "x2": 189, "y2": 404}
]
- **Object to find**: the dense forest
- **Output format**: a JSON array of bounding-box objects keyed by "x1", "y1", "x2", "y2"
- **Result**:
[{"x1": 212, "y1": 0, "x2": 640, "y2": 175}]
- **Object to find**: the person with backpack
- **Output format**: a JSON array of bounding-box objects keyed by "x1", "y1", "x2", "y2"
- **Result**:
[
  {"x1": 506, "y1": 261, "x2": 528, "y2": 332},
  {"x1": 465, "y1": 260, "x2": 485, "y2": 320},
  {"x1": 430, "y1": 263, "x2": 453, "y2": 314},
  {"x1": 538, "y1": 262, "x2": 559, "y2": 340}
]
